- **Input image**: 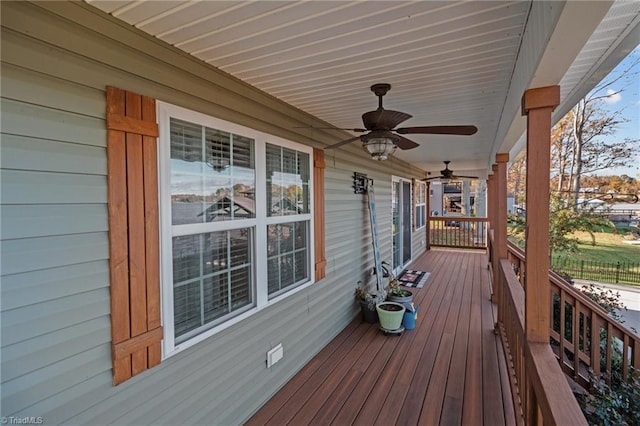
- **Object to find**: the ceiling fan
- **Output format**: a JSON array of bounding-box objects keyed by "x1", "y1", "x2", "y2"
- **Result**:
[
  {"x1": 322, "y1": 83, "x2": 477, "y2": 160},
  {"x1": 423, "y1": 161, "x2": 478, "y2": 182}
]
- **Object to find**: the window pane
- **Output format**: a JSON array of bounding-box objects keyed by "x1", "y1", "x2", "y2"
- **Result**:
[
  {"x1": 170, "y1": 118, "x2": 206, "y2": 225},
  {"x1": 173, "y1": 228, "x2": 253, "y2": 341},
  {"x1": 267, "y1": 221, "x2": 309, "y2": 297},
  {"x1": 174, "y1": 280, "x2": 201, "y2": 338},
  {"x1": 171, "y1": 118, "x2": 255, "y2": 225},
  {"x1": 417, "y1": 183, "x2": 426, "y2": 203},
  {"x1": 416, "y1": 205, "x2": 426, "y2": 228},
  {"x1": 266, "y1": 144, "x2": 309, "y2": 216}
]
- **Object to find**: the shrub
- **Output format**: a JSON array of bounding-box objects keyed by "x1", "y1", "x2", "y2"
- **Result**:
[{"x1": 575, "y1": 367, "x2": 639, "y2": 426}]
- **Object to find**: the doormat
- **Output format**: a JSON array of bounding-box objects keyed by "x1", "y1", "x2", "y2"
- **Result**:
[{"x1": 397, "y1": 270, "x2": 430, "y2": 288}]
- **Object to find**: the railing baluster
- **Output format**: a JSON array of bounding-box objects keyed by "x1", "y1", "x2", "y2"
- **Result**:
[
  {"x1": 573, "y1": 300, "x2": 580, "y2": 381},
  {"x1": 559, "y1": 290, "x2": 566, "y2": 371},
  {"x1": 623, "y1": 334, "x2": 629, "y2": 380},
  {"x1": 606, "y1": 322, "x2": 612, "y2": 385},
  {"x1": 591, "y1": 314, "x2": 602, "y2": 378}
]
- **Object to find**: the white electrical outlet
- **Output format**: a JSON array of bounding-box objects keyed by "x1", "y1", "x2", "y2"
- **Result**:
[{"x1": 266, "y1": 343, "x2": 283, "y2": 368}]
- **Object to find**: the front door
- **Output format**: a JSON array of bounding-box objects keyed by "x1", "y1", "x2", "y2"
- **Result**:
[{"x1": 392, "y1": 178, "x2": 412, "y2": 275}]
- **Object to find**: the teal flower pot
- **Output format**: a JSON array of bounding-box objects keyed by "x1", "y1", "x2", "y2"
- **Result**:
[{"x1": 376, "y1": 302, "x2": 405, "y2": 330}]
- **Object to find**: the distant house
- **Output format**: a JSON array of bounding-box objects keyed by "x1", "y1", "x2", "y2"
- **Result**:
[{"x1": 199, "y1": 195, "x2": 256, "y2": 221}]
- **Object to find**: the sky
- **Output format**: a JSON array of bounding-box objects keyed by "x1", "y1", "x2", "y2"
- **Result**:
[{"x1": 592, "y1": 45, "x2": 640, "y2": 178}]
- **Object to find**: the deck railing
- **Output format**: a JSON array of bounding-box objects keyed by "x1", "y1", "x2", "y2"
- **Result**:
[
  {"x1": 490, "y1": 232, "x2": 587, "y2": 424},
  {"x1": 428, "y1": 216, "x2": 488, "y2": 249},
  {"x1": 506, "y1": 243, "x2": 640, "y2": 387}
]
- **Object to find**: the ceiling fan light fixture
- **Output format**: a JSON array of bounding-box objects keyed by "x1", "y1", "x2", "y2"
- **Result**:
[
  {"x1": 206, "y1": 156, "x2": 230, "y2": 172},
  {"x1": 363, "y1": 136, "x2": 397, "y2": 161}
]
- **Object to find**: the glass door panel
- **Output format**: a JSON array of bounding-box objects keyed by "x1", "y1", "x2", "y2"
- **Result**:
[{"x1": 392, "y1": 181, "x2": 401, "y2": 271}]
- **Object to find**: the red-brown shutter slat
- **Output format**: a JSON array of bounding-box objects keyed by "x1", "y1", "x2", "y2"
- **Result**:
[
  {"x1": 141, "y1": 94, "x2": 162, "y2": 368},
  {"x1": 107, "y1": 86, "x2": 162, "y2": 385},
  {"x1": 313, "y1": 148, "x2": 326, "y2": 281}
]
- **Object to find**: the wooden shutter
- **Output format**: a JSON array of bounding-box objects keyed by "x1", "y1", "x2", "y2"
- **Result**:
[
  {"x1": 313, "y1": 148, "x2": 326, "y2": 281},
  {"x1": 106, "y1": 86, "x2": 162, "y2": 385}
]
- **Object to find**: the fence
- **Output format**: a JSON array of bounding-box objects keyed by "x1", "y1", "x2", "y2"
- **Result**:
[{"x1": 553, "y1": 258, "x2": 640, "y2": 285}]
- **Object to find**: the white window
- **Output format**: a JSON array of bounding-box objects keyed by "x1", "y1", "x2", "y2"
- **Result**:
[
  {"x1": 158, "y1": 103, "x2": 313, "y2": 355},
  {"x1": 415, "y1": 181, "x2": 426, "y2": 229}
]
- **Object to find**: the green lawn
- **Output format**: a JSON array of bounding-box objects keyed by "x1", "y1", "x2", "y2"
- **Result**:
[
  {"x1": 556, "y1": 231, "x2": 640, "y2": 264},
  {"x1": 508, "y1": 229, "x2": 640, "y2": 285}
]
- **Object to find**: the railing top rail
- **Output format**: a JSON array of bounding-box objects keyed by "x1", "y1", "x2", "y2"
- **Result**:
[
  {"x1": 499, "y1": 257, "x2": 586, "y2": 425},
  {"x1": 506, "y1": 241, "x2": 525, "y2": 261},
  {"x1": 527, "y1": 342, "x2": 589, "y2": 425},
  {"x1": 500, "y1": 259, "x2": 525, "y2": 326},
  {"x1": 428, "y1": 216, "x2": 488, "y2": 222}
]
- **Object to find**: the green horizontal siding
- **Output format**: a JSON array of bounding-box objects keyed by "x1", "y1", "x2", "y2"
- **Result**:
[
  {"x1": 1, "y1": 204, "x2": 108, "y2": 240},
  {"x1": 1, "y1": 134, "x2": 106, "y2": 175}
]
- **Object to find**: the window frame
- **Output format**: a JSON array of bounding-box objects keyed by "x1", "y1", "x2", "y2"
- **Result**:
[
  {"x1": 414, "y1": 181, "x2": 427, "y2": 230},
  {"x1": 157, "y1": 102, "x2": 314, "y2": 357}
]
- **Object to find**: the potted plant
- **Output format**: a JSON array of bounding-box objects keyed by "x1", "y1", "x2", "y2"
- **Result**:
[
  {"x1": 376, "y1": 301, "x2": 405, "y2": 330},
  {"x1": 386, "y1": 277, "x2": 413, "y2": 305},
  {"x1": 355, "y1": 281, "x2": 385, "y2": 323}
]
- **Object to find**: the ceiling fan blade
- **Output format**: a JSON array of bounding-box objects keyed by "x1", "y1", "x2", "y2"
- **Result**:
[
  {"x1": 362, "y1": 109, "x2": 412, "y2": 130},
  {"x1": 452, "y1": 175, "x2": 479, "y2": 179},
  {"x1": 396, "y1": 125, "x2": 478, "y2": 135},
  {"x1": 394, "y1": 134, "x2": 419, "y2": 150},
  {"x1": 324, "y1": 136, "x2": 361, "y2": 149},
  {"x1": 294, "y1": 126, "x2": 367, "y2": 132},
  {"x1": 421, "y1": 177, "x2": 441, "y2": 181}
]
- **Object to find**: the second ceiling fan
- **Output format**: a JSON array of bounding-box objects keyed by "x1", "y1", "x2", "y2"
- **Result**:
[
  {"x1": 423, "y1": 161, "x2": 478, "y2": 181},
  {"x1": 324, "y1": 83, "x2": 478, "y2": 160}
]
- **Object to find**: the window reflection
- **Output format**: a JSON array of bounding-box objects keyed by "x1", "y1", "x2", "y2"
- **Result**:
[
  {"x1": 170, "y1": 118, "x2": 255, "y2": 225},
  {"x1": 266, "y1": 144, "x2": 309, "y2": 217}
]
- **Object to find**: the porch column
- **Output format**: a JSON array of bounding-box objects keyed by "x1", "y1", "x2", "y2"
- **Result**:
[
  {"x1": 425, "y1": 181, "x2": 431, "y2": 250},
  {"x1": 495, "y1": 154, "x2": 509, "y2": 322},
  {"x1": 487, "y1": 167, "x2": 497, "y2": 302},
  {"x1": 522, "y1": 86, "x2": 560, "y2": 343},
  {"x1": 476, "y1": 180, "x2": 487, "y2": 217},
  {"x1": 495, "y1": 154, "x2": 509, "y2": 261},
  {"x1": 462, "y1": 179, "x2": 471, "y2": 216}
]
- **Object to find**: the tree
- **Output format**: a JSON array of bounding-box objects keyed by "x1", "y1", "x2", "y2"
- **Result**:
[
  {"x1": 551, "y1": 56, "x2": 638, "y2": 207},
  {"x1": 507, "y1": 154, "x2": 526, "y2": 204},
  {"x1": 508, "y1": 193, "x2": 613, "y2": 260},
  {"x1": 551, "y1": 115, "x2": 574, "y2": 193}
]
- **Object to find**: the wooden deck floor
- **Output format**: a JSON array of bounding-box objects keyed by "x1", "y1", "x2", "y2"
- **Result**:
[{"x1": 246, "y1": 249, "x2": 518, "y2": 426}]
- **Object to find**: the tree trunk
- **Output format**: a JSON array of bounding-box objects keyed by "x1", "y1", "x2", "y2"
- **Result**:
[{"x1": 571, "y1": 101, "x2": 585, "y2": 209}]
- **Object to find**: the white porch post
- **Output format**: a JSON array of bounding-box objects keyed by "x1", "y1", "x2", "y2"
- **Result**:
[
  {"x1": 462, "y1": 179, "x2": 471, "y2": 216},
  {"x1": 476, "y1": 180, "x2": 487, "y2": 217}
]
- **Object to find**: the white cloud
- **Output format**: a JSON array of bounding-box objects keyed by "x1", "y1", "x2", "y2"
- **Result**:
[{"x1": 604, "y1": 89, "x2": 622, "y2": 104}]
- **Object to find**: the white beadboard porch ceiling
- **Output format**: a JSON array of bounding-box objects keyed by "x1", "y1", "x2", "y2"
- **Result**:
[{"x1": 86, "y1": 0, "x2": 639, "y2": 175}]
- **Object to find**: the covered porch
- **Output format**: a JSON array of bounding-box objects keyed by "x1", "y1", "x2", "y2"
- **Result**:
[
  {"x1": 247, "y1": 248, "x2": 517, "y2": 425},
  {"x1": 2, "y1": 2, "x2": 638, "y2": 424}
]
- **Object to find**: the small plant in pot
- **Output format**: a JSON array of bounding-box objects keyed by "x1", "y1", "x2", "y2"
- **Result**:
[
  {"x1": 355, "y1": 281, "x2": 385, "y2": 324},
  {"x1": 386, "y1": 278, "x2": 413, "y2": 305}
]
